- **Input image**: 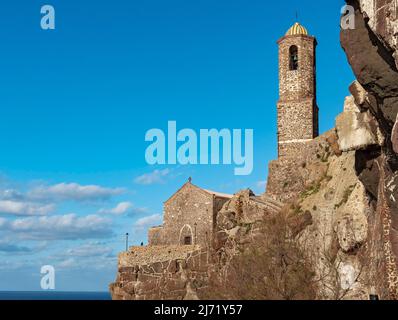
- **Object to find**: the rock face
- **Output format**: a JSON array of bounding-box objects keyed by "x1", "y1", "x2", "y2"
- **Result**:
[
  {"x1": 393, "y1": 114, "x2": 398, "y2": 153},
  {"x1": 211, "y1": 118, "x2": 380, "y2": 299},
  {"x1": 299, "y1": 153, "x2": 370, "y2": 299},
  {"x1": 358, "y1": 0, "x2": 398, "y2": 69},
  {"x1": 341, "y1": 0, "x2": 398, "y2": 299},
  {"x1": 336, "y1": 96, "x2": 383, "y2": 152},
  {"x1": 342, "y1": 0, "x2": 398, "y2": 125},
  {"x1": 265, "y1": 108, "x2": 378, "y2": 299},
  {"x1": 213, "y1": 190, "x2": 281, "y2": 254}
]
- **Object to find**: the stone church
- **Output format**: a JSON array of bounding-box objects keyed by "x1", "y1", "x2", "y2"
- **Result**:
[
  {"x1": 148, "y1": 179, "x2": 232, "y2": 246},
  {"x1": 146, "y1": 21, "x2": 319, "y2": 247}
]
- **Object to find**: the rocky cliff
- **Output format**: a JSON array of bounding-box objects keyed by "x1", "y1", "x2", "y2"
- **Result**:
[
  {"x1": 340, "y1": 0, "x2": 398, "y2": 298},
  {"x1": 214, "y1": 97, "x2": 383, "y2": 299}
]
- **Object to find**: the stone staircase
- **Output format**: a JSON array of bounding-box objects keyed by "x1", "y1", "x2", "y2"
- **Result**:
[{"x1": 250, "y1": 195, "x2": 284, "y2": 214}]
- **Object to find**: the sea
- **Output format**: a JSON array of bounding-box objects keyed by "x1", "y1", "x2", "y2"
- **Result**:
[{"x1": 0, "y1": 291, "x2": 112, "y2": 300}]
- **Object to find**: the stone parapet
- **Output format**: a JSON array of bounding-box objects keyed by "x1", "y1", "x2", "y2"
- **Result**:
[
  {"x1": 110, "y1": 246, "x2": 209, "y2": 300},
  {"x1": 119, "y1": 245, "x2": 200, "y2": 267}
]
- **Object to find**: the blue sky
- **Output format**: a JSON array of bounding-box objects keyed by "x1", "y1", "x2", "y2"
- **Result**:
[{"x1": 0, "y1": 0, "x2": 354, "y2": 292}]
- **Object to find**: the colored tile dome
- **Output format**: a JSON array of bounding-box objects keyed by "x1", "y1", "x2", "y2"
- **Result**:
[{"x1": 286, "y1": 22, "x2": 308, "y2": 36}]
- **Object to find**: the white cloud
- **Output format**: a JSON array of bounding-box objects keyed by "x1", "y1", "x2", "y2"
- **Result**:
[
  {"x1": 0, "y1": 239, "x2": 32, "y2": 253},
  {"x1": 28, "y1": 183, "x2": 125, "y2": 202},
  {"x1": 0, "y1": 200, "x2": 55, "y2": 216},
  {"x1": 128, "y1": 207, "x2": 150, "y2": 216},
  {"x1": 55, "y1": 254, "x2": 117, "y2": 271},
  {"x1": 65, "y1": 243, "x2": 113, "y2": 258},
  {"x1": 58, "y1": 258, "x2": 77, "y2": 269},
  {"x1": 97, "y1": 201, "x2": 133, "y2": 216},
  {"x1": 0, "y1": 189, "x2": 25, "y2": 201},
  {"x1": 0, "y1": 214, "x2": 113, "y2": 240},
  {"x1": 0, "y1": 238, "x2": 47, "y2": 254},
  {"x1": 98, "y1": 201, "x2": 148, "y2": 216},
  {"x1": 0, "y1": 218, "x2": 7, "y2": 227},
  {"x1": 134, "y1": 169, "x2": 170, "y2": 185},
  {"x1": 0, "y1": 259, "x2": 28, "y2": 271},
  {"x1": 133, "y1": 214, "x2": 162, "y2": 231}
]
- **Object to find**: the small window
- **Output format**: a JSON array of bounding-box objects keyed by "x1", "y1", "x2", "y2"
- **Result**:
[
  {"x1": 184, "y1": 236, "x2": 192, "y2": 245},
  {"x1": 289, "y1": 45, "x2": 299, "y2": 70}
]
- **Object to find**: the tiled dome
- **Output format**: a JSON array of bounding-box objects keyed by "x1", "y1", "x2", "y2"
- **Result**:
[{"x1": 286, "y1": 22, "x2": 308, "y2": 36}]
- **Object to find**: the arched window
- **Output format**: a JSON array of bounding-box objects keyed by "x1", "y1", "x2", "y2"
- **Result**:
[
  {"x1": 289, "y1": 45, "x2": 299, "y2": 70},
  {"x1": 179, "y1": 225, "x2": 194, "y2": 245}
]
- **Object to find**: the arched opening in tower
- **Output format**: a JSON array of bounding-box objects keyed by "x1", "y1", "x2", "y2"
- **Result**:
[{"x1": 289, "y1": 45, "x2": 299, "y2": 70}]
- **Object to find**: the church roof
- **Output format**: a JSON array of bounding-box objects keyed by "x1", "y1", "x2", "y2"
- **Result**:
[
  {"x1": 203, "y1": 189, "x2": 233, "y2": 199},
  {"x1": 164, "y1": 180, "x2": 233, "y2": 204},
  {"x1": 286, "y1": 22, "x2": 308, "y2": 36}
]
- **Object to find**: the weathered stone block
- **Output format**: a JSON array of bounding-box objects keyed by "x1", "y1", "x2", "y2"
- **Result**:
[
  {"x1": 334, "y1": 185, "x2": 368, "y2": 253},
  {"x1": 139, "y1": 265, "x2": 153, "y2": 274},
  {"x1": 213, "y1": 231, "x2": 229, "y2": 251},
  {"x1": 336, "y1": 97, "x2": 382, "y2": 152},
  {"x1": 135, "y1": 279, "x2": 158, "y2": 294},
  {"x1": 118, "y1": 267, "x2": 135, "y2": 274},
  {"x1": 119, "y1": 272, "x2": 137, "y2": 283},
  {"x1": 162, "y1": 290, "x2": 185, "y2": 301},
  {"x1": 343, "y1": 96, "x2": 360, "y2": 113},
  {"x1": 164, "y1": 278, "x2": 187, "y2": 292},
  {"x1": 326, "y1": 131, "x2": 342, "y2": 156},
  {"x1": 167, "y1": 260, "x2": 178, "y2": 273},
  {"x1": 122, "y1": 282, "x2": 136, "y2": 295},
  {"x1": 148, "y1": 226, "x2": 164, "y2": 246},
  {"x1": 217, "y1": 211, "x2": 237, "y2": 230},
  {"x1": 151, "y1": 262, "x2": 164, "y2": 274},
  {"x1": 137, "y1": 273, "x2": 157, "y2": 282},
  {"x1": 349, "y1": 80, "x2": 367, "y2": 107}
]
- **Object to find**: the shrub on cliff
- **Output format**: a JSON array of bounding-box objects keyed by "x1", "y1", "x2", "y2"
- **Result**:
[{"x1": 205, "y1": 213, "x2": 317, "y2": 300}]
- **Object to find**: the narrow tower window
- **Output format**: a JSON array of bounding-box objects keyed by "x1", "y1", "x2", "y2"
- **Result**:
[{"x1": 289, "y1": 45, "x2": 299, "y2": 70}]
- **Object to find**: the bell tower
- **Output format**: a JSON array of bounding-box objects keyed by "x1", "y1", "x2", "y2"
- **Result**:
[{"x1": 277, "y1": 22, "x2": 319, "y2": 158}]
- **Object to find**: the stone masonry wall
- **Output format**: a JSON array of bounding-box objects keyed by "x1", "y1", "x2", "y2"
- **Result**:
[
  {"x1": 110, "y1": 246, "x2": 210, "y2": 300},
  {"x1": 148, "y1": 226, "x2": 164, "y2": 246},
  {"x1": 163, "y1": 183, "x2": 216, "y2": 246},
  {"x1": 267, "y1": 130, "x2": 337, "y2": 202},
  {"x1": 278, "y1": 35, "x2": 317, "y2": 100},
  {"x1": 277, "y1": 34, "x2": 318, "y2": 158}
]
